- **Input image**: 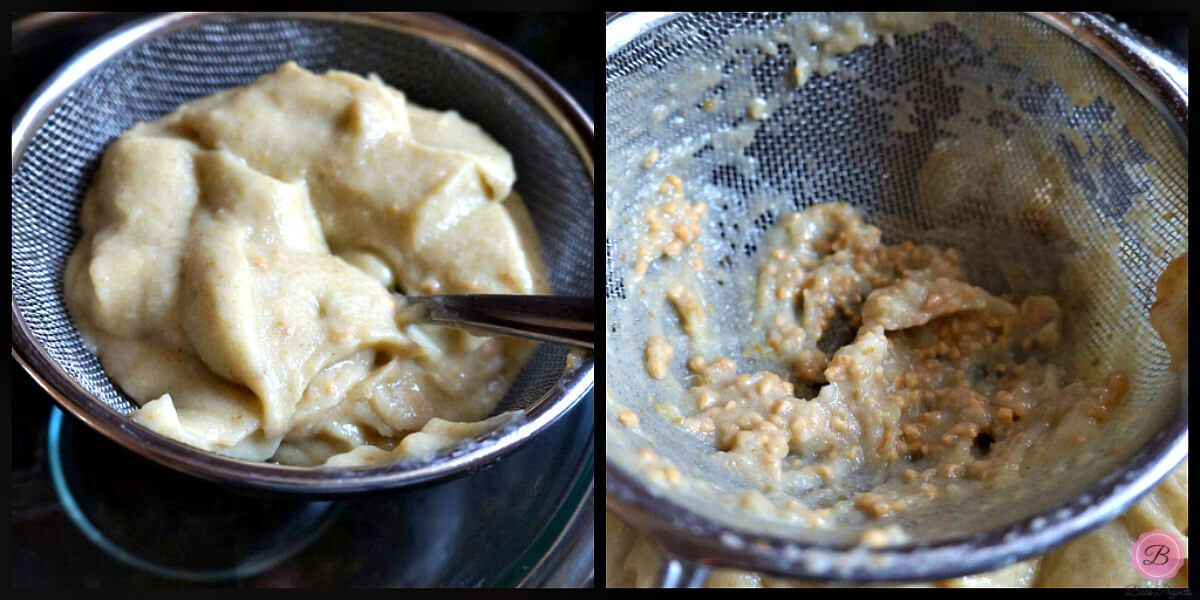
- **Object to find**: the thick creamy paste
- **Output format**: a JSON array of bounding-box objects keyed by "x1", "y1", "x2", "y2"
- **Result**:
[
  {"x1": 635, "y1": 200, "x2": 1130, "y2": 539},
  {"x1": 65, "y1": 62, "x2": 548, "y2": 466}
]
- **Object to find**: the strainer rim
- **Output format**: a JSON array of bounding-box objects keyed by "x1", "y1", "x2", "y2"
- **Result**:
[{"x1": 606, "y1": 405, "x2": 1187, "y2": 582}]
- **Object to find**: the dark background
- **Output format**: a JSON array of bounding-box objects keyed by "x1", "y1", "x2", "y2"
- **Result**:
[{"x1": 1108, "y1": 12, "x2": 1188, "y2": 57}]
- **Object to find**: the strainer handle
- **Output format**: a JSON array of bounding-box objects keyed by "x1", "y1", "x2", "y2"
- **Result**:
[{"x1": 400, "y1": 294, "x2": 594, "y2": 350}]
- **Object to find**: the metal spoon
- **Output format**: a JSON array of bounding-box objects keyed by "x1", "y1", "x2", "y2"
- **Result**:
[{"x1": 397, "y1": 295, "x2": 594, "y2": 350}]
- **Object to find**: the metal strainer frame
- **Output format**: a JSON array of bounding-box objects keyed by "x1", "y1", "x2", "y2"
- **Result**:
[
  {"x1": 12, "y1": 12, "x2": 594, "y2": 495},
  {"x1": 605, "y1": 11, "x2": 1187, "y2": 584}
]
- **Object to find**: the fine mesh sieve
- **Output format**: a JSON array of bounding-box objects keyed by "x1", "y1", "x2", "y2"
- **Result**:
[
  {"x1": 12, "y1": 12, "x2": 594, "y2": 495},
  {"x1": 606, "y1": 12, "x2": 1186, "y2": 583}
]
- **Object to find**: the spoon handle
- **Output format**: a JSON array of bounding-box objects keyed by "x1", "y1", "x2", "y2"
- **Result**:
[{"x1": 402, "y1": 295, "x2": 594, "y2": 350}]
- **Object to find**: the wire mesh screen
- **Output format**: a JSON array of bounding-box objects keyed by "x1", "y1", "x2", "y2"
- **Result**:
[
  {"x1": 13, "y1": 16, "x2": 594, "y2": 419},
  {"x1": 605, "y1": 12, "x2": 1186, "y2": 544}
]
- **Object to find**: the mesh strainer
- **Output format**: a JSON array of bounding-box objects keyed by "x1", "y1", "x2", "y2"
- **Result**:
[
  {"x1": 12, "y1": 12, "x2": 594, "y2": 495},
  {"x1": 605, "y1": 12, "x2": 1186, "y2": 583}
]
